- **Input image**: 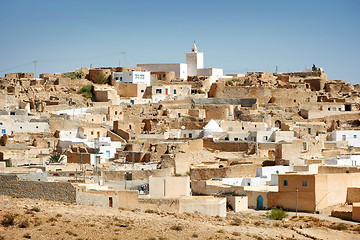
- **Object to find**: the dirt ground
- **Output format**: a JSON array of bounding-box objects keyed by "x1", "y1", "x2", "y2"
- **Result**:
[{"x1": 0, "y1": 195, "x2": 360, "y2": 240}]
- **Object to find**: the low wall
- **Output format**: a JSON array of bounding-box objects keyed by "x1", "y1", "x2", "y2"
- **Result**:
[
  {"x1": 190, "y1": 164, "x2": 259, "y2": 181},
  {"x1": 203, "y1": 139, "x2": 249, "y2": 152},
  {"x1": 104, "y1": 168, "x2": 172, "y2": 181},
  {"x1": 0, "y1": 174, "x2": 76, "y2": 202},
  {"x1": 138, "y1": 198, "x2": 179, "y2": 213},
  {"x1": 331, "y1": 210, "x2": 353, "y2": 221}
]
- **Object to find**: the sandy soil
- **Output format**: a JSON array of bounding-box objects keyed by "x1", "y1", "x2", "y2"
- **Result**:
[{"x1": 0, "y1": 195, "x2": 360, "y2": 240}]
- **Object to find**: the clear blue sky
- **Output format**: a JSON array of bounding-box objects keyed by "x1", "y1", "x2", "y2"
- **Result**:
[{"x1": 1, "y1": 0, "x2": 359, "y2": 83}]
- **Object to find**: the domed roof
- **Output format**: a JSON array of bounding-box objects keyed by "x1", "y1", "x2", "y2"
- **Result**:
[{"x1": 203, "y1": 119, "x2": 222, "y2": 131}]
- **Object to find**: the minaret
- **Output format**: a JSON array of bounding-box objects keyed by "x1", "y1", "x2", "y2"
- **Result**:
[{"x1": 186, "y1": 41, "x2": 204, "y2": 77}]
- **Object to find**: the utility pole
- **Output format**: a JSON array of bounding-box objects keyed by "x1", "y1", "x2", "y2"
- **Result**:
[
  {"x1": 296, "y1": 186, "x2": 299, "y2": 217},
  {"x1": 34, "y1": 60, "x2": 37, "y2": 78},
  {"x1": 276, "y1": 65, "x2": 278, "y2": 74}
]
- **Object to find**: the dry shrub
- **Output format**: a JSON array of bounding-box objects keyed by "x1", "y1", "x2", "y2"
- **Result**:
[
  {"x1": 329, "y1": 223, "x2": 348, "y2": 231},
  {"x1": 1, "y1": 213, "x2": 16, "y2": 227},
  {"x1": 170, "y1": 225, "x2": 183, "y2": 231},
  {"x1": 18, "y1": 220, "x2": 30, "y2": 228}
]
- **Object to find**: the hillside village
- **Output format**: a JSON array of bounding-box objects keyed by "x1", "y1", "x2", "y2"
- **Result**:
[{"x1": 1, "y1": 42, "x2": 360, "y2": 229}]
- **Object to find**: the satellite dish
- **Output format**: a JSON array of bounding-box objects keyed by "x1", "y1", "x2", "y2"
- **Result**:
[{"x1": 181, "y1": 126, "x2": 185, "y2": 130}]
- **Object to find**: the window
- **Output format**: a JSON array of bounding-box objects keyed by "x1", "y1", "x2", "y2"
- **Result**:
[
  {"x1": 225, "y1": 137, "x2": 229, "y2": 141},
  {"x1": 1, "y1": 129, "x2": 5, "y2": 134},
  {"x1": 354, "y1": 135, "x2": 357, "y2": 139},
  {"x1": 302, "y1": 180, "x2": 307, "y2": 186},
  {"x1": 103, "y1": 117, "x2": 106, "y2": 121},
  {"x1": 283, "y1": 180, "x2": 288, "y2": 186},
  {"x1": 178, "y1": 113, "x2": 181, "y2": 118},
  {"x1": 328, "y1": 108, "x2": 331, "y2": 111},
  {"x1": 308, "y1": 128, "x2": 311, "y2": 134},
  {"x1": 342, "y1": 135, "x2": 346, "y2": 141},
  {"x1": 47, "y1": 142, "x2": 50, "y2": 148},
  {"x1": 115, "y1": 111, "x2": 118, "y2": 115},
  {"x1": 228, "y1": 127, "x2": 233, "y2": 131},
  {"x1": 115, "y1": 77, "x2": 119, "y2": 80},
  {"x1": 91, "y1": 131, "x2": 94, "y2": 135},
  {"x1": 20, "y1": 126, "x2": 22, "y2": 129},
  {"x1": 36, "y1": 126, "x2": 39, "y2": 129},
  {"x1": 234, "y1": 138, "x2": 238, "y2": 141},
  {"x1": 302, "y1": 142, "x2": 307, "y2": 151},
  {"x1": 141, "y1": 90, "x2": 144, "y2": 93},
  {"x1": 189, "y1": 133, "x2": 193, "y2": 138},
  {"x1": 163, "y1": 74, "x2": 165, "y2": 77},
  {"x1": 92, "y1": 119, "x2": 94, "y2": 122},
  {"x1": 156, "y1": 89, "x2": 162, "y2": 94},
  {"x1": 339, "y1": 108, "x2": 341, "y2": 111},
  {"x1": 120, "y1": 77, "x2": 122, "y2": 80},
  {"x1": 0, "y1": 122, "x2": 2, "y2": 125},
  {"x1": 174, "y1": 89, "x2": 176, "y2": 94}
]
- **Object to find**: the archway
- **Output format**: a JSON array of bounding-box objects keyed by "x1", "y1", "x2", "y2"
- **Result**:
[{"x1": 257, "y1": 195, "x2": 264, "y2": 209}]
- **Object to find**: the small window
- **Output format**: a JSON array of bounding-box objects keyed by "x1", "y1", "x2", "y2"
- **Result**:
[
  {"x1": 328, "y1": 108, "x2": 331, "y2": 111},
  {"x1": 234, "y1": 138, "x2": 238, "y2": 141},
  {"x1": 163, "y1": 74, "x2": 165, "y2": 77},
  {"x1": 115, "y1": 111, "x2": 118, "y2": 115},
  {"x1": 302, "y1": 142, "x2": 307, "y2": 150},
  {"x1": 354, "y1": 135, "x2": 357, "y2": 139},
  {"x1": 302, "y1": 180, "x2": 307, "y2": 186},
  {"x1": 156, "y1": 89, "x2": 162, "y2": 94},
  {"x1": 178, "y1": 113, "x2": 181, "y2": 118},
  {"x1": 120, "y1": 77, "x2": 122, "y2": 80},
  {"x1": 339, "y1": 108, "x2": 341, "y2": 111},
  {"x1": 189, "y1": 133, "x2": 193, "y2": 138},
  {"x1": 141, "y1": 90, "x2": 144, "y2": 93},
  {"x1": 36, "y1": 126, "x2": 39, "y2": 129},
  {"x1": 20, "y1": 126, "x2": 22, "y2": 129},
  {"x1": 115, "y1": 77, "x2": 119, "y2": 80},
  {"x1": 0, "y1": 122, "x2": 2, "y2": 125},
  {"x1": 225, "y1": 137, "x2": 229, "y2": 141},
  {"x1": 47, "y1": 142, "x2": 50, "y2": 148},
  {"x1": 92, "y1": 119, "x2": 94, "y2": 122},
  {"x1": 174, "y1": 89, "x2": 176, "y2": 94},
  {"x1": 283, "y1": 180, "x2": 288, "y2": 186},
  {"x1": 103, "y1": 117, "x2": 106, "y2": 121},
  {"x1": 91, "y1": 131, "x2": 94, "y2": 135}
]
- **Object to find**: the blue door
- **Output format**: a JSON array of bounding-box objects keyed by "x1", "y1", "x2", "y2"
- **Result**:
[
  {"x1": 257, "y1": 195, "x2": 264, "y2": 209},
  {"x1": 106, "y1": 151, "x2": 110, "y2": 158},
  {"x1": 130, "y1": 100, "x2": 134, "y2": 104}
]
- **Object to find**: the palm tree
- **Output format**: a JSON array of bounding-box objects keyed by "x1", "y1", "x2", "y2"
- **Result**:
[{"x1": 49, "y1": 153, "x2": 65, "y2": 163}]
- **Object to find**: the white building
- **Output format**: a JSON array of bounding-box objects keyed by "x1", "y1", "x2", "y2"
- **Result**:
[
  {"x1": 203, "y1": 119, "x2": 223, "y2": 138},
  {"x1": 331, "y1": 130, "x2": 360, "y2": 147},
  {"x1": 186, "y1": 42, "x2": 224, "y2": 84},
  {"x1": 112, "y1": 71, "x2": 151, "y2": 86},
  {"x1": 324, "y1": 155, "x2": 360, "y2": 166},
  {"x1": 137, "y1": 63, "x2": 187, "y2": 81},
  {"x1": 57, "y1": 128, "x2": 122, "y2": 165},
  {"x1": 186, "y1": 42, "x2": 204, "y2": 76},
  {"x1": 0, "y1": 118, "x2": 50, "y2": 136}
]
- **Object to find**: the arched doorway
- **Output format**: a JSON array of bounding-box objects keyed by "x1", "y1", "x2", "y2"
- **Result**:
[
  {"x1": 275, "y1": 120, "x2": 281, "y2": 129},
  {"x1": 257, "y1": 195, "x2": 264, "y2": 209}
]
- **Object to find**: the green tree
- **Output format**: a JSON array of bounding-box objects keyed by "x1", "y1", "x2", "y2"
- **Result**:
[{"x1": 49, "y1": 153, "x2": 65, "y2": 163}]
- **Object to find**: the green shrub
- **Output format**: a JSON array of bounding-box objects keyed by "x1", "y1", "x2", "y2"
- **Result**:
[
  {"x1": 77, "y1": 84, "x2": 93, "y2": 99},
  {"x1": 265, "y1": 208, "x2": 288, "y2": 220}
]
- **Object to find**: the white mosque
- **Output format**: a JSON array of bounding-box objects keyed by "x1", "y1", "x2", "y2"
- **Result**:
[{"x1": 138, "y1": 42, "x2": 224, "y2": 84}]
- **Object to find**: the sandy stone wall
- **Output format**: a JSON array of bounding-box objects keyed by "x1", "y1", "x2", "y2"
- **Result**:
[
  {"x1": 346, "y1": 187, "x2": 360, "y2": 204},
  {"x1": 0, "y1": 174, "x2": 76, "y2": 202}
]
